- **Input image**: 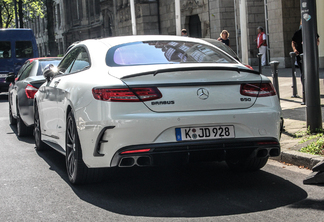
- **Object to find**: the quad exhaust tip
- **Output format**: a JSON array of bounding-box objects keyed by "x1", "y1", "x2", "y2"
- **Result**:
[
  {"x1": 257, "y1": 148, "x2": 280, "y2": 158},
  {"x1": 119, "y1": 156, "x2": 152, "y2": 167}
]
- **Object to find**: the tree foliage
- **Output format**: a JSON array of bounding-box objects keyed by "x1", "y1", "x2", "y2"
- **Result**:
[{"x1": 0, "y1": 0, "x2": 44, "y2": 28}]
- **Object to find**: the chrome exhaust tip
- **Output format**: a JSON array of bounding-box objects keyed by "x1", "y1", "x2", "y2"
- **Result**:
[
  {"x1": 257, "y1": 149, "x2": 269, "y2": 158},
  {"x1": 136, "y1": 156, "x2": 151, "y2": 167},
  {"x1": 119, "y1": 157, "x2": 135, "y2": 167},
  {"x1": 269, "y1": 148, "x2": 280, "y2": 157}
]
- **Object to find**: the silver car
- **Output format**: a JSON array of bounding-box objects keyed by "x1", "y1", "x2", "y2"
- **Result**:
[{"x1": 7, "y1": 57, "x2": 61, "y2": 136}]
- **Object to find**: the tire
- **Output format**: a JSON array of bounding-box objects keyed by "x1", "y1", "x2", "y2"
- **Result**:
[
  {"x1": 9, "y1": 104, "x2": 17, "y2": 125},
  {"x1": 66, "y1": 112, "x2": 103, "y2": 185},
  {"x1": 34, "y1": 104, "x2": 47, "y2": 151},
  {"x1": 226, "y1": 156, "x2": 269, "y2": 172},
  {"x1": 17, "y1": 113, "x2": 29, "y2": 137}
]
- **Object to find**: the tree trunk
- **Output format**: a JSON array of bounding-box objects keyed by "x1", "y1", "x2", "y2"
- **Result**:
[
  {"x1": 0, "y1": 2, "x2": 3, "y2": 29},
  {"x1": 18, "y1": 0, "x2": 23, "y2": 28},
  {"x1": 46, "y1": 0, "x2": 58, "y2": 56}
]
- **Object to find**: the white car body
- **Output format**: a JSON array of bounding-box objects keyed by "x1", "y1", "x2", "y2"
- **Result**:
[{"x1": 34, "y1": 35, "x2": 282, "y2": 184}]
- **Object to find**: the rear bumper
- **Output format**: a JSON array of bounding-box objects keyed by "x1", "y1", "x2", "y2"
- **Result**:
[{"x1": 110, "y1": 137, "x2": 280, "y2": 167}]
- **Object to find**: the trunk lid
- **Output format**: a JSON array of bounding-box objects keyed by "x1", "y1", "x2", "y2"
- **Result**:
[{"x1": 109, "y1": 64, "x2": 262, "y2": 112}]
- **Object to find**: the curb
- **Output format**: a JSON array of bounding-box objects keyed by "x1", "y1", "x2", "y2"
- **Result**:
[{"x1": 271, "y1": 150, "x2": 324, "y2": 169}]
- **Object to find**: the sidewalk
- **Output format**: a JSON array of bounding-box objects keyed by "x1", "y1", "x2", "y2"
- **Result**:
[{"x1": 257, "y1": 66, "x2": 324, "y2": 169}]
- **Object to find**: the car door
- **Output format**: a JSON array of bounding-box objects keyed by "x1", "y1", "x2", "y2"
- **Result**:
[
  {"x1": 38, "y1": 53, "x2": 79, "y2": 143},
  {"x1": 11, "y1": 62, "x2": 34, "y2": 118},
  {"x1": 54, "y1": 46, "x2": 91, "y2": 149}
]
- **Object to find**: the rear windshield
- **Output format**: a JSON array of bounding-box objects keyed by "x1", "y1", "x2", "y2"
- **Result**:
[
  {"x1": 37, "y1": 60, "x2": 61, "y2": 76},
  {"x1": 106, "y1": 41, "x2": 237, "y2": 67}
]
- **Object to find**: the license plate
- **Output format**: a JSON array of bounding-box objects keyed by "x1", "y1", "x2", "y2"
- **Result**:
[
  {"x1": 0, "y1": 74, "x2": 8, "y2": 78},
  {"x1": 175, "y1": 126, "x2": 235, "y2": 141}
]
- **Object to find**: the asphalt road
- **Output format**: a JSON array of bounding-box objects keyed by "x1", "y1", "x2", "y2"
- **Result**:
[{"x1": 0, "y1": 92, "x2": 323, "y2": 222}]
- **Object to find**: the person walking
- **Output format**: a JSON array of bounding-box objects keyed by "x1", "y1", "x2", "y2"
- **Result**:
[
  {"x1": 217, "y1": 30, "x2": 230, "y2": 46},
  {"x1": 256, "y1": 26, "x2": 267, "y2": 66},
  {"x1": 291, "y1": 19, "x2": 320, "y2": 105},
  {"x1": 181, "y1": 29, "x2": 188, "y2": 37}
]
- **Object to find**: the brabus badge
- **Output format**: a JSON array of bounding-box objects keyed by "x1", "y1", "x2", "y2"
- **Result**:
[{"x1": 197, "y1": 88, "x2": 209, "y2": 100}]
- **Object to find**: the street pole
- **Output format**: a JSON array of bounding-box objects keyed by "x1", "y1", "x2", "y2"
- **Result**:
[
  {"x1": 301, "y1": 0, "x2": 322, "y2": 132},
  {"x1": 13, "y1": 0, "x2": 18, "y2": 28},
  {"x1": 289, "y1": 52, "x2": 298, "y2": 98},
  {"x1": 130, "y1": 0, "x2": 136, "y2": 35},
  {"x1": 240, "y1": 0, "x2": 248, "y2": 64},
  {"x1": 175, "y1": 0, "x2": 181, "y2": 36}
]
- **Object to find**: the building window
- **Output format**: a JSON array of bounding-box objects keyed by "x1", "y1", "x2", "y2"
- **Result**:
[
  {"x1": 53, "y1": 4, "x2": 56, "y2": 28},
  {"x1": 57, "y1": 4, "x2": 61, "y2": 28},
  {"x1": 90, "y1": 0, "x2": 94, "y2": 17},
  {"x1": 95, "y1": 0, "x2": 100, "y2": 16}
]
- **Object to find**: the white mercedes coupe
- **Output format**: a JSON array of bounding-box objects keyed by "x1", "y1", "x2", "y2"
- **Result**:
[{"x1": 34, "y1": 35, "x2": 282, "y2": 184}]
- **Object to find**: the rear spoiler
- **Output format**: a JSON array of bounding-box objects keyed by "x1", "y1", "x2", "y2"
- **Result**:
[{"x1": 121, "y1": 66, "x2": 260, "y2": 79}]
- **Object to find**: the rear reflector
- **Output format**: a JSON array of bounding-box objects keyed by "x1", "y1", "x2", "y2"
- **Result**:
[
  {"x1": 25, "y1": 84, "x2": 39, "y2": 99},
  {"x1": 121, "y1": 149, "x2": 151, "y2": 154},
  {"x1": 257, "y1": 141, "x2": 279, "y2": 145},
  {"x1": 92, "y1": 87, "x2": 162, "y2": 102},
  {"x1": 240, "y1": 83, "x2": 276, "y2": 97}
]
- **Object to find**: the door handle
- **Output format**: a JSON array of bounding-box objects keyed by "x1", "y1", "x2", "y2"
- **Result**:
[{"x1": 54, "y1": 79, "x2": 61, "y2": 86}]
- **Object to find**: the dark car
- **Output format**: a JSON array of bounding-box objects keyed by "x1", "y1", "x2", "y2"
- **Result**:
[
  {"x1": 0, "y1": 29, "x2": 39, "y2": 93},
  {"x1": 6, "y1": 57, "x2": 61, "y2": 136},
  {"x1": 203, "y1": 38, "x2": 253, "y2": 70}
]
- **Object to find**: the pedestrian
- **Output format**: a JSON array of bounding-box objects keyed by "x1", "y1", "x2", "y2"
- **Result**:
[
  {"x1": 217, "y1": 30, "x2": 230, "y2": 46},
  {"x1": 255, "y1": 26, "x2": 267, "y2": 66},
  {"x1": 181, "y1": 29, "x2": 188, "y2": 37},
  {"x1": 291, "y1": 19, "x2": 320, "y2": 105}
]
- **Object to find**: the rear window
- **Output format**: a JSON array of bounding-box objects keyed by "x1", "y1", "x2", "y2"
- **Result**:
[
  {"x1": 0, "y1": 41, "x2": 11, "y2": 58},
  {"x1": 16, "y1": 41, "x2": 33, "y2": 58},
  {"x1": 106, "y1": 41, "x2": 237, "y2": 67}
]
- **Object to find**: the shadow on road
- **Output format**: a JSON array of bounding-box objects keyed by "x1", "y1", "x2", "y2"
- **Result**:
[
  {"x1": 37, "y1": 149, "x2": 308, "y2": 217},
  {"x1": 0, "y1": 93, "x2": 8, "y2": 102},
  {"x1": 289, "y1": 198, "x2": 324, "y2": 211},
  {"x1": 282, "y1": 106, "x2": 324, "y2": 122},
  {"x1": 8, "y1": 124, "x2": 34, "y2": 144}
]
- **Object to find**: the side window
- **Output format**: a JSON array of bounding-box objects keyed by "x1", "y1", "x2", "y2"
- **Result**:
[
  {"x1": 69, "y1": 47, "x2": 90, "y2": 73},
  {"x1": 16, "y1": 41, "x2": 33, "y2": 58},
  {"x1": 59, "y1": 47, "x2": 90, "y2": 74},
  {"x1": 18, "y1": 62, "x2": 34, "y2": 81},
  {"x1": 17, "y1": 61, "x2": 31, "y2": 78},
  {"x1": 0, "y1": 41, "x2": 11, "y2": 59},
  {"x1": 59, "y1": 47, "x2": 80, "y2": 74}
]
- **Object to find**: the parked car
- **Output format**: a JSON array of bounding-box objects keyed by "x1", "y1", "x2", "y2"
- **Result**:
[
  {"x1": 203, "y1": 38, "x2": 254, "y2": 70},
  {"x1": 6, "y1": 57, "x2": 61, "y2": 136},
  {"x1": 34, "y1": 35, "x2": 282, "y2": 184},
  {"x1": 0, "y1": 29, "x2": 39, "y2": 93}
]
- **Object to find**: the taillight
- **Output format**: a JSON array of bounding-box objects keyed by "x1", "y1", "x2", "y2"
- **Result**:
[
  {"x1": 244, "y1": 64, "x2": 254, "y2": 70},
  {"x1": 25, "y1": 84, "x2": 39, "y2": 99},
  {"x1": 92, "y1": 87, "x2": 162, "y2": 102},
  {"x1": 240, "y1": 83, "x2": 276, "y2": 97}
]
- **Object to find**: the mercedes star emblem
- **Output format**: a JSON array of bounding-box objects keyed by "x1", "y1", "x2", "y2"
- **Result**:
[{"x1": 197, "y1": 88, "x2": 209, "y2": 100}]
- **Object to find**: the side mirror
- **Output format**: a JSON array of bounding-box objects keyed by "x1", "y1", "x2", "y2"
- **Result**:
[
  {"x1": 5, "y1": 72, "x2": 15, "y2": 83},
  {"x1": 43, "y1": 64, "x2": 56, "y2": 82}
]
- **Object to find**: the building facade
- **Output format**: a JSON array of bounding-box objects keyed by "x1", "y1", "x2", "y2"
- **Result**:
[{"x1": 26, "y1": 0, "x2": 324, "y2": 67}]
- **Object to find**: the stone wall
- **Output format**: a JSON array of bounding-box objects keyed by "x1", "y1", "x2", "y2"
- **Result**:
[
  {"x1": 135, "y1": 2, "x2": 159, "y2": 35},
  {"x1": 267, "y1": 0, "x2": 300, "y2": 67},
  {"x1": 282, "y1": 0, "x2": 300, "y2": 67},
  {"x1": 218, "y1": 1, "x2": 236, "y2": 50},
  {"x1": 159, "y1": 0, "x2": 176, "y2": 35},
  {"x1": 247, "y1": 0, "x2": 265, "y2": 65}
]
